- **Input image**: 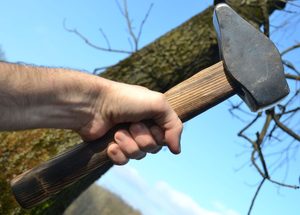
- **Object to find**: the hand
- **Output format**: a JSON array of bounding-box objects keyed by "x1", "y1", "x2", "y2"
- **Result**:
[
  {"x1": 77, "y1": 80, "x2": 183, "y2": 165},
  {"x1": 0, "y1": 62, "x2": 182, "y2": 165}
]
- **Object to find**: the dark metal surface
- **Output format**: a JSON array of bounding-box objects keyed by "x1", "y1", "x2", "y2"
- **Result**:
[{"x1": 213, "y1": 4, "x2": 290, "y2": 111}]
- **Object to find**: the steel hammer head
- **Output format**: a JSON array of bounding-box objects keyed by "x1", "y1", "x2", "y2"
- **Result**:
[{"x1": 213, "y1": 4, "x2": 289, "y2": 111}]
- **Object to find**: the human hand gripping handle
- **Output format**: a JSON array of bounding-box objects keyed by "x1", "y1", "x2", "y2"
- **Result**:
[{"x1": 11, "y1": 62, "x2": 235, "y2": 208}]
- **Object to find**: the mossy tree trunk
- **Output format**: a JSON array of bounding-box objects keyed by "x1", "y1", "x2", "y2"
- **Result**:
[{"x1": 0, "y1": 1, "x2": 286, "y2": 214}]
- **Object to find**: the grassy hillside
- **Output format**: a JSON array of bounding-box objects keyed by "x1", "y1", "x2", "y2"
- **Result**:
[{"x1": 64, "y1": 184, "x2": 141, "y2": 215}]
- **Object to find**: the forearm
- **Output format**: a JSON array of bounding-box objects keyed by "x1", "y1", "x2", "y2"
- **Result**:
[{"x1": 0, "y1": 61, "x2": 109, "y2": 131}]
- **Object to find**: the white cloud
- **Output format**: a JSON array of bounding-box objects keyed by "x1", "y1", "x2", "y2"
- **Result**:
[
  {"x1": 153, "y1": 181, "x2": 219, "y2": 215},
  {"x1": 97, "y1": 166, "x2": 240, "y2": 215}
]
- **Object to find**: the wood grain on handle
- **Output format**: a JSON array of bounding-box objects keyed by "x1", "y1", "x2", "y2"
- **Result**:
[
  {"x1": 11, "y1": 61, "x2": 236, "y2": 208},
  {"x1": 165, "y1": 61, "x2": 235, "y2": 121}
]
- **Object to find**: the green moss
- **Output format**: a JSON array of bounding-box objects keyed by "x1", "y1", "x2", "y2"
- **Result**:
[{"x1": 0, "y1": 129, "x2": 81, "y2": 214}]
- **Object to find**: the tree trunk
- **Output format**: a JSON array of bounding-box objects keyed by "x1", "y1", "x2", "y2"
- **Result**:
[{"x1": 0, "y1": 1, "x2": 286, "y2": 214}]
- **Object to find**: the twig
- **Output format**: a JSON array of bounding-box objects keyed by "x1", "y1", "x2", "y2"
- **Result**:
[
  {"x1": 137, "y1": 3, "x2": 154, "y2": 42},
  {"x1": 99, "y1": 28, "x2": 111, "y2": 50},
  {"x1": 282, "y1": 60, "x2": 300, "y2": 75},
  {"x1": 280, "y1": 107, "x2": 300, "y2": 115},
  {"x1": 122, "y1": 0, "x2": 139, "y2": 51},
  {"x1": 251, "y1": 150, "x2": 265, "y2": 178},
  {"x1": 286, "y1": 73, "x2": 300, "y2": 80},
  {"x1": 253, "y1": 112, "x2": 273, "y2": 178},
  {"x1": 116, "y1": 0, "x2": 153, "y2": 51},
  {"x1": 269, "y1": 178, "x2": 300, "y2": 189},
  {"x1": 63, "y1": 19, "x2": 132, "y2": 54},
  {"x1": 281, "y1": 43, "x2": 300, "y2": 56},
  {"x1": 238, "y1": 113, "x2": 262, "y2": 134},
  {"x1": 115, "y1": 0, "x2": 125, "y2": 16},
  {"x1": 247, "y1": 178, "x2": 266, "y2": 215},
  {"x1": 271, "y1": 110, "x2": 300, "y2": 141}
]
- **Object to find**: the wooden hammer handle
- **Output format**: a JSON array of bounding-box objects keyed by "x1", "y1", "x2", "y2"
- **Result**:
[{"x1": 11, "y1": 61, "x2": 235, "y2": 208}]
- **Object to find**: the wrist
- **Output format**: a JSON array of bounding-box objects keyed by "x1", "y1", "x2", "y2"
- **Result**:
[
  {"x1": 28, "y1": 68, "x2": 110, "y2": 131},
  {"x1": 0, "y1": 61, "x2": 110, "y2": 131}
]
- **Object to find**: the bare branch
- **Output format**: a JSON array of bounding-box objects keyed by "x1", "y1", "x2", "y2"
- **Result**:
[
  {"x1": 255, "y1": 112, "x2": 273, "y2": 178},
  {"x1": 283, "y1": 89, "x2": 300, "y2": 108},
  {"x1": 98, "y1": 28, "x2": 111, "y2": 50},
  {"x1": 270, "y1": 110, "x2": 300, "y2": 141},
  {"x1": 251, "y1": 150, "x2": 265, "y2": 178},
  {"x1": 137, "y1": 3, "x2": 154, "y2": 42},
  {"x1": 116, "y1": 0, "x2": 153, "y2": 51},
  {"x1": 280, "y1": 107, "x2": 300, "y2": 115},
  {"x1": 247, "y1": 178, "x2": 266, "y2": 215},
  {"x1": 122, "y1": 0, "x2": 139, "y2": 51},
  {"x1": 269, "y1": 178, "x2": 300, "y2": 189},
  {"x1": 281, "y1": 43, "x2": 300, "y2": 56},
  {"x1": 63, "y1": 19, "x2": 132, "y2": 54},
  {"x1": 115, "y1": 0, "x2": 125, "y2": 16},
  {"x1": 286, "y1": 73, "x2": 300, "y2": 80},
  {"x1": 282, "y1": 60, "x2": 300, "y2": 75},
  {"x1": 238, "y1": 113, "x2": 262, "y2": 143}
]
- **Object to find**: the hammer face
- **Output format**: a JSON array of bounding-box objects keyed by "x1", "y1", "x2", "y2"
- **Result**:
[{"x1": 213, "y1": 4, "x2": 290, "y2": 111}]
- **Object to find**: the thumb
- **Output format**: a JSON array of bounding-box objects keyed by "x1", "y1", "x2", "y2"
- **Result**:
[
  {"x1": 155, "y1": 108, "x2": 183, "y2": 154},
  {"x1": 164, "y1": 117, "x2": 183, "y2": 154}
]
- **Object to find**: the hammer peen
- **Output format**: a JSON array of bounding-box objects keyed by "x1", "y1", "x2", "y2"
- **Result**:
[{"x1": 11, "y1": 4, "x2": 289, "y2": 208}]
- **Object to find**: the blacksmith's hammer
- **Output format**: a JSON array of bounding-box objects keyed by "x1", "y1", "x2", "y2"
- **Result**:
[{"x1": 11, "y1": 4, "x2": 289, "y2": 208}]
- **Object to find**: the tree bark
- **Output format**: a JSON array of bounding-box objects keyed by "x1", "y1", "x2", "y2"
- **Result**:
[{"x1": 0, "y1": 1, "x2": 286, "y2": 214}]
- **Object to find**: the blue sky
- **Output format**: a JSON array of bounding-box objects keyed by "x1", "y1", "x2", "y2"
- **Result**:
[{"x1": 1, "y1": 1, "x2": 299, "y2": 214}]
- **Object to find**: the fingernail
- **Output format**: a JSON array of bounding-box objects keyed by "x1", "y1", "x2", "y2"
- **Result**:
[{"x1": 115, "y1": 131, "x2": 126, "y2": 143}]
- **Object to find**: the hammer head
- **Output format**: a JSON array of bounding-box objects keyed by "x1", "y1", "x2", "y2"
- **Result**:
[{"x1": 213, "y1": 4, "x2": 289, "y2": 111}]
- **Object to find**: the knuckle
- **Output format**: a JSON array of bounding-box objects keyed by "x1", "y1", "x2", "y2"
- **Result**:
[
  {"x1": 139, "y1": 139, "x2": 158, "y2": 152},
  {"x1": 127, "y1": 149, "x2": 141, "y2": 158},
  {"x1": 121, "y1": 144, "x2": 143, "y2": 159},
  {"x1": 156, "y1": 93, "x2": 167, "y2": 106},
  {"x1": 151, "y1": 92, "x2": 167, "y2": 109},
  {"x1": 150, "y1": 146, "x2": 162, "y2": 154},
  {"x1": 134, "y1": 152, "x2": 147, "y2": 160}
]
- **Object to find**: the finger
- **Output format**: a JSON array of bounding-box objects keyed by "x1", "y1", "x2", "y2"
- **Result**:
[
  {"x1": 135, "y1": 152, "x2": 147, "y2": 160},
  {"x1": 129, "y1": 123, "x2": 160, "y2": 153},
  {"x1": 155, "y1": 109, "x2": 183, "y2": 154},
  {"x1": 150, "y1": 125, "x2": 165, "y2": 145},
  {"x1": 114, "y1": 129, "x2": 146, "y2": 159},
  {"x1": 150, "y1": 145, "x2": 162, "y2": 154},
  {"x1": 165, "y1": 117, "x2": 183, "y2": 154},
  {"x1": 149, "y1": 125, "x2": 164, "y2": 154},
  {"x1": 107, "y1": 142, "x2": 129, "y2": 165}
]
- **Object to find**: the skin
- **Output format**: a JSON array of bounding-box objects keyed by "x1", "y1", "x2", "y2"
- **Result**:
[{"x1": 0, "y1": 61, "x2": 183, "y2": 165}]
